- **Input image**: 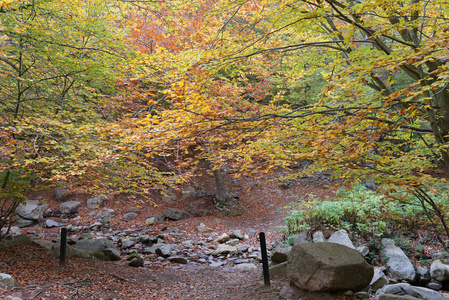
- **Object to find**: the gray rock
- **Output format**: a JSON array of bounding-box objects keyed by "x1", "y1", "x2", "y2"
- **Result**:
[
  {"x1": 47, "y1": 244, "x2": 91, "y2": 258},
  {"x1": 145, "y1": 217, "x2": 157, "y2": 226},
  {"x1": 214, "y1": 233, "x2": 230, "y2": 244},
  {"x1": 97, "y1": 209, "x2": 116, "y2": 219},
  {"x1": 162, "y1": 195, "x2": 176, "y2": 203},
  {"x1": 370, "y1": 267, "x2": 388, "y2": 292},
  {"x1": 13, "y1": 218, "x2": 35, "y2": 228},
  {"x1": 431, "y1": 252, "x2": 447, "y2": 260},
  {"x1": 378, "y1": 295, "x2": 420, "y2": 300},
  {"x1": 89, "y1": 222, "x2": 102, "y2": 231},
  {"x1": 289, "y1": 231, "x2": 310, "y2": 245},
  {"x1": 378, "y1": 283, "x2": 446, "y2": 300},
  {"x1": 209, "y1": 261, "x2": 224, "y2": 267},
  {"x1": 123, "y1": 212, "x2": 138, "y2": 222},
  {"x1": 229, "y1": 230, "x2": 244, "y2": 240},
  {"x1": 226, "y1": 239, "x2": 240, "y2": 246},
  {"x1": 328, "y1": 229, "x2": 355, "y2": 249},
  {"x1": 211, "y1": 244, "x2": 237, "y2": 256},
  {"x1": 43, "y1": 219, "x2": 63, "y2": 228},
  {"x1": 0, "y1": 273, "x2": 16, "y2": 288},
  {"x1": 417, "y1": 266, "x2": 431, "y2": 286},
  {"x1": 237, "y1": 245, "x2": 249, "y2": 252},
  {"x1": 271, "y1": 244, "x2": 292, "y2": 263},
  {"x1": 164, "y1": 208, "x2": 190, "y2": 221},
  {"x1": 15, "y1": 200, "x2": 48, "y2": 221},
  {"x1": 426, "y1": 280, "x2": 443, "y2": 291},
  {"x1": 59, "y1": 201, "x2": 81, "y2": 214},
  {"x1": 32, "y1": 238, "x2": 55, "y2": 250},
  {"x1": 269, "y1": 261, "x2": 287, "y2": 278},
  {"x1": 381, "y1": 238, "x2": 416, "y2": 282},
  {"x1": 155, "y1": 244, "x2": 173, "y2": 258},
  {"x1": 287, "y1": 242, "x2": 373, "y2": 292},
  {"x1": 358, "y1": 245, "x2": 370, "y2": 257},
  {"x1": 2, "y1": 226, "x2": 24, "y2": 237},
  {"x1": 197, "y1": 225, "x2": 213, "y2": 233},
  {"x1": 232, "y1": 263, "x2": 257, "y2": 271},
  {"x1": 312, "y1": 231, "x2": 325, "y2": 243},
  {"x1": 248, "y1": 229, "x2": 257, "y2": 237},
  {"x1": 147, "y1": 243, "x2": 164, "y2": 254},
  {"x1": 354, "y1": 291, "x2": 370, "y2": 299},
  {"x1": 169, "y1": 256, "x2": 188, "y2": 264},
  {"x1": 128, "y1": 256, "x2": 144, "y2": 267},
  {"x1": 103, "y1": 248, "x2": 121, "y2": 261},
  {"x1": 54, "y1": 186, "x2": 69, "y2": 202},
  {"x1": 74, "y1": 238, "x2": 116, "y2": 253},
  {"x1": 86, "y1": 197, "x2": 104, "y2": 209},
  {"x1": 182, "y1": 186, "x2": 196, "y2": 199},
  {"x1": 363, "y1": 179, "x2": 378, "y2": 191},
  {"x1": 121, "y1": 240, "x2": 136, "y2": 249},
  {"x1": 430, "y1": 259, "x2": 449, "y2": 282}
]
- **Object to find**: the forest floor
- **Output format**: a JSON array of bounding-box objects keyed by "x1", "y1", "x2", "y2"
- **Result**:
[{"x1": 0, "y1": 170, "x2": 340, "y2": 300}]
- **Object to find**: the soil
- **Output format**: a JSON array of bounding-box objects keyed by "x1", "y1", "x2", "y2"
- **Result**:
[{"x1": 0, "y1": 172, "x2": 337, "y2": 300}]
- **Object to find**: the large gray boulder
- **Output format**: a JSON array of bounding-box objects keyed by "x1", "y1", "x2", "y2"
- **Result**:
[
  {"x1": 287, "y1": 242, "x2": 373, "y2": 292},
  {"x1": 59, "y1": 201, "x2": 81, "y2": 214},
  {"x1": 164, "y1": 208, "x2": 190, "y2": 221},
  {"x1": 430, "y1": 259, "x2": 449, "y2": 282},
  {"x1": 381, "y1": 239, "x2": 416, "y2": 282},
  {"x1": 73, "y1": 238, "x2": 116, "y2": 253},
  {"x1": 47, "y1": 244, "x2": 92, "y2": 258},
  {"x1": 328, "y1": 229, "x2": 355, "y2": 249},
  {"x1": 15, "y1": 200, "x2": 48, "y2": 221}
]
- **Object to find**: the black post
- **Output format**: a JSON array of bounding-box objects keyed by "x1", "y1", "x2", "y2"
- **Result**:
[
  {"x1": 60, "y1": 227, "x2": 67, "y2": 268},
  {"x1": 259, "y1": 232, "x2": 271, "y2": 286}
]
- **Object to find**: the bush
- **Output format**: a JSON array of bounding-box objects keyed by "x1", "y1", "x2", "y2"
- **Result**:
[{"x1": 280, "y1": 184, "x2": 449, "y2": 242}]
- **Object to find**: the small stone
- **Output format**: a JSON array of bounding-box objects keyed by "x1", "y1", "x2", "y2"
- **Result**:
[
  {"x1": 0, "y1": 273, "x2": 16, "y2": 288},
  {"x1": 103, "y1": 248, "x2": 121, "y2": 261},
  {"x1": 145, "y1": 217, "x2": 157, "y2": 226},
  {"x1": 229, "y1": 230, "x2": 244, "y2": 240},
  {"x1": 214, "y1": 233, "x2": 230, "y2": 244},
  {"x1": 211, "y1": 244, "x2": 237, "y2": 256},
  {"x1": 121, "y1": 240, "x2": 136, "y2": 250},
  {"x1": 86, "y1": 197, "x2": 104, "y2": 209},
  {"x1": 248, "y1": 229, "x2": 257, "y2": 237},
  {"x1": 197, "y1": 225, "x2": 213, "y2": 233},
  {"x1": 226, "y1": 239, "x2": 240, "y2": 246},
  {"x1": 155, "y1": 244, "x2": 173, "y2": 258},
  {"x1": 128, "y1": 256, "x2": 144, "y2": 267},
  {"x1": 169, "y1": 256, "x2": 188, "y2": 264},
  {"x1": 123, "y1": 212, "x2": 138, "y2": 222},
  {"x1": 233, "y1": 263, "x2": 257, "y2": 271},
  {"x1": 237, "y1": 245, "x2": 249, "y2": 252},
  {"x1": 357, "y1": 245, "x2": 370, "y2": 257},
  {"x1": 354, "y1": 291, "x2": 370, "y2": 299},
  {"x1": 209, "y1": 261, "x2": 224, "y2": 267},
  {"x1": 312, "y1": 231, "x2": 325, "y2": 243}
]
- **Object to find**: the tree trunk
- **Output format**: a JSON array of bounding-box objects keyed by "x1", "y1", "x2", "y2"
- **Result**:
[{"x1": 213, "y1": 168, "x2": 230, "y2": 203}]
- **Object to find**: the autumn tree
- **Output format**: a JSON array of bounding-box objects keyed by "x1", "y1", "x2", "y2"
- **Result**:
[
  {"x1": 0, "y1": 0, "x2": 132, "y2": 237},
  {"x1": 117, "y1": 0, "x2": 449, "y2": 240}
]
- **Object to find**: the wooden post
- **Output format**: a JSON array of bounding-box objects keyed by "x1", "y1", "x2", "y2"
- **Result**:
[
  {"x1": 60, "y1": 227, "x2": 67, "y2": 268},
  {"x1": 259, "y1": 232, "x2": 271, "y2": 286}
]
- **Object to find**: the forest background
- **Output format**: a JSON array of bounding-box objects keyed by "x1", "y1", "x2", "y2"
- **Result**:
[{"x1": 1, "y1": 0, "x2": 449, "y2": 248}]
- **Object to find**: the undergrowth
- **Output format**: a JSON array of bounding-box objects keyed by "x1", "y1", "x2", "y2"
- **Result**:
[{"x1": 280, "y1": 184, "x2": 449, "y2": 247}]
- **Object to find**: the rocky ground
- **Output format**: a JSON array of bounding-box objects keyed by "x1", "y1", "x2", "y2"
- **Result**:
[{"x1": 0, "y1": 172, "x2": 337, "y2": 300}]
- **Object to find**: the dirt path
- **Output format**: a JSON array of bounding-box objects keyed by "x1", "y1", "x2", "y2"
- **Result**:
[{"x1": 1, "y1": 175, "x2": 333, "y2": 299}]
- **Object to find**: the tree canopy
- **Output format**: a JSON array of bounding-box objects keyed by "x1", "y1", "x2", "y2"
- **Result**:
[{"x1": 1, "y1": 0, "x2": 448, "y2": 211}]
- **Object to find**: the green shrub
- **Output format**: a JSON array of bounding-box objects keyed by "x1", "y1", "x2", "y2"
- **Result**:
[{"x1": 280, "y1": 184, "x2": 449, "y2": 241}]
